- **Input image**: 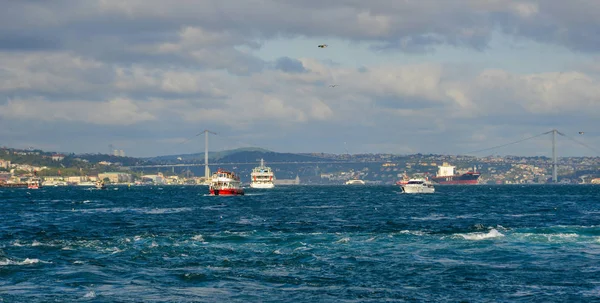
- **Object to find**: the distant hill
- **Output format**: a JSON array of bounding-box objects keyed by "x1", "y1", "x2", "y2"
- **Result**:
[
  {"x1": 215, "y1": 151, "x2": 337, "y2": 163},
  {"x1": 147, "y1": 148, "x2": 342, "y2": 164},
  {"x1": 148, "y1": 147, "x2": 272, "y2": 162}
]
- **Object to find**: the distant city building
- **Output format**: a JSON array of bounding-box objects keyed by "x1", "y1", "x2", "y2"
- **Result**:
[
  {"x1": 67, "y1": 176, "x2": 92, "y2": 183},
  {"x1": 119, "y1": 150, "x2": 125, "y2": 157},
  {"x1": 141, "y1": 172, "x2": 165, "y2": 184},
  {"x1": 273, "y1": 175, "x2": 300, "y2": 185},
  {"x1": 0, "y1": 172, "x2": 11, "y2": 182},
  {"x1": 113, "y1": 149, "x2": 119, "y2": 157},
  {"x1": 51, "y1": 154, "x2": 65, "y2": 161},
  {"x1": 0, "y1": 159, "x2": 10, "y2": 169},
  {"x1": 99, "y1": 172, "x2": 133, "y2": 183}
]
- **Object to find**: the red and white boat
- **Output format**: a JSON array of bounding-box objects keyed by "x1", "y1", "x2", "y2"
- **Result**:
[
  {"x1": 28, "y1": 177, "x2": 42, "y2": 189},
  {"x1": 209, "y1": 169, "x2": 245, "y2": 196}
]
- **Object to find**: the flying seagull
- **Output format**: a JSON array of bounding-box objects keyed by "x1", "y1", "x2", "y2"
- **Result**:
[
  {"x1": 329, "y1": 84, "x2": 339, "y2": 87},
  {"x1": 318, "y1": 44, "x2": 328, "y2": 48},
  {"x1": 579, "y1": 131, "x2": 584, "y2": 135}
]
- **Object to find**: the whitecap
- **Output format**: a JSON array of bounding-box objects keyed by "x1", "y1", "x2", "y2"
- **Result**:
[
  {"x1": 397, "y1": 230, "x2": 427, "y2": 236},
  {"x1": 142, "y1": 207, "x2": 192, "y2": 214},
  {"x1": 3, "y1": 258, "x2": 49, "y2": 265},
  {"x1": 192, "y1": 235, "x2": 204, "y2": 241},
  {"x1": 109, "y1": 247, "x2": 123, "y2": 254},
  {"x1": 335, "y1": 237, "x2": 350, "y2": 244},
  {"x1": 456, "y1": 229, "x2": 505, "y2": 240},
  {"x1": 516, "y1": 232, "x2": 581, "y2": 243},
  {"x1": 84, "y1": 291, "x2": 96, "y2": 298}
]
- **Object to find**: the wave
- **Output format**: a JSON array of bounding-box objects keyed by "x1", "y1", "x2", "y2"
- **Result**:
[
  {"x1": 454, "y1": 228, "x2": 505, "y2": 240},
  {"x1": 0, "y1": 258, "x2": 49, "y2": 266}
]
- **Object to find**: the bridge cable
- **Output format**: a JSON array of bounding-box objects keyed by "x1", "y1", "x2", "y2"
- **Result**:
[
  {"x1": 464, "y1": 131, "x2": 552, "y2": 155},
  {"x1": 557, "y1": 132, "x2": 600, "y2": 155}
]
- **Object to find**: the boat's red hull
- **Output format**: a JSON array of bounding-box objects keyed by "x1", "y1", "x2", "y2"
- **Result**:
[{"x1": 210, "y1": 188, "x2": 245, "y2": 196}]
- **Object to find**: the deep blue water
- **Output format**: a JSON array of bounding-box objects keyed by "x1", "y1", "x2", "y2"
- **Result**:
[{"x1": 1, "y1": 185, "x2": 599, "y2": 302}]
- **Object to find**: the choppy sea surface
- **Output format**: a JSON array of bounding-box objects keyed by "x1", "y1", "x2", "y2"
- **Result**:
[{"x1": 1, "y1": 185, "x2": 599, "y2": 302}]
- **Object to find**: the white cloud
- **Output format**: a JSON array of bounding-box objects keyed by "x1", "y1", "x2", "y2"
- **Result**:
[
  {"x1": 1, "y1": 0, "x2": 600, "y2": 155},
  {"x1": 0, "y1": 97, "x2": 155, "y2": 125}
]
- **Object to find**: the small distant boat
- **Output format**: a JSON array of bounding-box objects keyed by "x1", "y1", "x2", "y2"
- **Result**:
[
  {"x1": 250, "y1": 159, "x2": 275, "y2": 189},
  {"x1": 95, "y1": 180, "x2": 107, "y2": 190},
  {"x1": 27, "y1": 177, "x2": 42, "y2": 189},
  {"x1": 401, "y1": 179, "x2": 435, "y2": 194},
  {"x1": 345, "y1": 179, "x2": 365, "y2": 185},
  {"x1": 209, "y1": 169, "x2": 244, "y2": 196}
]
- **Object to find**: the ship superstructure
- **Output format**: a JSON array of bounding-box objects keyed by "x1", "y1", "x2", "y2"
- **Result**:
[{"x1": 250, "y1": 159, "x2": 275, "y2": 189}]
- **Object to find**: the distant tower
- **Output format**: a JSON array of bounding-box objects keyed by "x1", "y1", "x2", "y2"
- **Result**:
[{"x1": 108, "y1": 144, "x2": 114, "y2": 155}]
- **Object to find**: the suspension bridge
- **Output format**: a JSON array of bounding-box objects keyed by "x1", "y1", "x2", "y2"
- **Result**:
[{"x1": 123, "y1": 129, "x2": 599, "y2": 182}]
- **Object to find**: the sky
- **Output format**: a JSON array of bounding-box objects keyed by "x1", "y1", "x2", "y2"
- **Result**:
[{"x1": 1, "y1": 0, "x2": 600, "y2": 157}]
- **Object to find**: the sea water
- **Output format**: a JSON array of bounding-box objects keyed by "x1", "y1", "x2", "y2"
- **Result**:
[{"x1": 1, "y1": 185, "x2": 599, "y2": 302}]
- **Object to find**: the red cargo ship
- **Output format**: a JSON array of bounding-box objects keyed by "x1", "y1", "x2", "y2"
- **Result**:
[{"x1": 430, "y1": 163, "x2": 480, "y2": 185}]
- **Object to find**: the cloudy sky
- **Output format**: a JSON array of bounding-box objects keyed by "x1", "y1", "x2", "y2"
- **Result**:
[{"x1": 1, "y1": 0, "x2": 600, "y2": 157}]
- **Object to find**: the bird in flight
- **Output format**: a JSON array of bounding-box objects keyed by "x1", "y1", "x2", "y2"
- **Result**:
[
  {"x1": 329, "y1": 84, "x2": 339, "y2": 87},
  {"x1": 318, "y1": 44, "x2": 328, "y2": 48},
  {"x1": 579, "y1": 131, "x2": 585, "y2": 135}
]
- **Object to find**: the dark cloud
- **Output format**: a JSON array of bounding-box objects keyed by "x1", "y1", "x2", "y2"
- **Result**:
[
  {"x1": 0, "y1": 32, "x2": 62, "y2": 51},
  {"x1": 274, "y1": 57, "x2": 306, "y2": 73},
  {"x1": 1, "y1": 1, "x2": 600, "y2": 56}
]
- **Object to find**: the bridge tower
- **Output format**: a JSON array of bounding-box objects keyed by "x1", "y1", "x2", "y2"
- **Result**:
[
  {"x1": 552, "y1": 129, "x2": 557, "y2": 183},
  {"x1": 201, "y1": 130, "x2": 216, "y2": 180}
]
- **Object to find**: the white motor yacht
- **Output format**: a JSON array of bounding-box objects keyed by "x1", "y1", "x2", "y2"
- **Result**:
[{"x1": 401, "y1": 179, "x2": 435, "y2": 194}]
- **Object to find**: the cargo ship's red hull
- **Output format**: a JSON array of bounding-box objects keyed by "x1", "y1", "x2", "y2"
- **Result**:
[{"x1": 430, "y1": 172, "x2": 480, "y2": 185}]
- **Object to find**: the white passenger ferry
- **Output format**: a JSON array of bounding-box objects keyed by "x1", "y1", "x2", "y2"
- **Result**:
[{"x1": 250, "y1": 159, "x2": 275, "y2": 189}]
